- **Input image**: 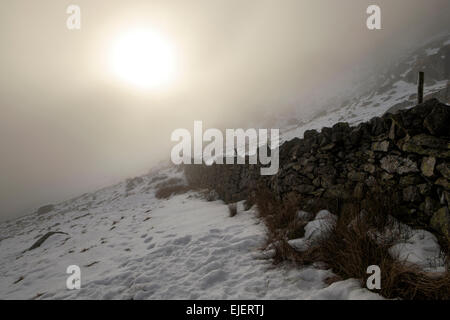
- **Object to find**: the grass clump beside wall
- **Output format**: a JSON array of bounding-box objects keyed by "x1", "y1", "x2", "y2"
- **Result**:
[{"x1": 252, "y1": 186, "x2": 450, "y2": 300}]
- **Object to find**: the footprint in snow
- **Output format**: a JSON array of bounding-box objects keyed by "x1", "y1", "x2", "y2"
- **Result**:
[
  {"x1": 172, "y1": 235, "x2": 191, "y2": 246},
  {"x1": 144, "y1": 236, "x2": 153, "y2": 244}
]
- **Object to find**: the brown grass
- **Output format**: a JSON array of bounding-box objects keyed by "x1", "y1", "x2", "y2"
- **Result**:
[{"x1": 252, "y1": 185, "x2": 450, "y2": 300}]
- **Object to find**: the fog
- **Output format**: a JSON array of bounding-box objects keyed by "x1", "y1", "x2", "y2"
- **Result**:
[{"x1": 1, "y1": 0, "x2": 449, "y2": 221}]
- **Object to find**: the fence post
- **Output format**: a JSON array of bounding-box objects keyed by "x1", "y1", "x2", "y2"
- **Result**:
[{"x1": 418, "y1": 71, "x2": 424, "y2": 104}]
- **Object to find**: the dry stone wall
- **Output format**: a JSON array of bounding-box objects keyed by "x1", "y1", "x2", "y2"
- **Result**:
[{"x1": 184, "y1": 99, "x2": 450, "y2": 239}]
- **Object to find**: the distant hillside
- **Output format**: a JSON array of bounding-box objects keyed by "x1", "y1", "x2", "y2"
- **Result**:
[{"x1": 281, "y1": 34, "x2": 450, "y2": 142}]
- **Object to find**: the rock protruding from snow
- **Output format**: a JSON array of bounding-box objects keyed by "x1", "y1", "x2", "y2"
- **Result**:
[
  {"x1": 304, "y1": 210, "x2": 337, "y2": 242},
  {"x1": 37, "y1": 204, "x2": 55, "y2": 215},
  {"x1": 27, "y1": 231, "x2": 68, "y2": 251},
  {"x1": 288, "y1": 210, "x2": 337, "y2": 253}
]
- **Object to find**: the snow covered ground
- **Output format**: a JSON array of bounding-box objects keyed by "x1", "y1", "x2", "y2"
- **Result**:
[{"x1": 0, "y1": 167, "x2": 384, "y2": 300}]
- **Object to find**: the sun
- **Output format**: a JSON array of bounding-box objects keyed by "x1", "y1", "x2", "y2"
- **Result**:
[{"x1": 110, "y1": 29, "x2": 177, "y2": 89}]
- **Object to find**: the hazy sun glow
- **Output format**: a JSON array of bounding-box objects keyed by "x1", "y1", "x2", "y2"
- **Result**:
[{"x1": 110, "y1": 29, "x2": 177, "y2": 88}]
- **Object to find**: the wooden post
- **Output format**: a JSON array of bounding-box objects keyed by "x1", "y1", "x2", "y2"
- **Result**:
[{"x1": 418, "y1": 71, "x2": 424, "y2": 104}]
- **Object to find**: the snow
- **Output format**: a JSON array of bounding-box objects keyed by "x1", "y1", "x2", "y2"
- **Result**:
[
  {"x1": 288, "y1": 238, "x2": 311, "y2": 252},
  {"x1": 400, "y1": 67, "x2": 412, "y2": 78},
  {"x1": 303, "y1": 210, "x2": 337, "y2": 242},
  {"x1": 364, "y1": 214, "x2": 446, "y2": 274},
  {"x1": 389, "y1": 228, "x2": 446, "y2": 274},
  {"x1": 288, "y1": 210, "x2": 337, "y2": 254},
  {"x1": 290, "y1": 209, "x2": 446, "y2": 276},
  {"x1": 0, "y1": 168, "x2": 382, "y2": 300},
  {"x1": 426, "y1": 47, "x2": 440, "y2": 56},
  {"x1": 308, "y1": 279, "x2": 383, "y2": 300}
]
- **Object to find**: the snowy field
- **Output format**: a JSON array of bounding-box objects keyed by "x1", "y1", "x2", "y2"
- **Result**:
[
  {"x1": 1, "y1": 166, "x2": 443, "y2": 300},
  {"x1": 0, "y1": 167, "x2": 385, "y2": 300}
]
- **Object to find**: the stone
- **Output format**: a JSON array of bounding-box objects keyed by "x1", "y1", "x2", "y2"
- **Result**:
[
  {"x1": 37, "y1": 204, "x2": 55, "y2": 215},
  {"x1": 420, "y1": 157, "x2": 436, "y2": 177},
  {"x1": 370, "y1": 117, "x2": 387, "y2": 136},
  {"x1": 381, "y1": 172, "x2": 394, "y2": 181},
  {"x1": 403, "y1": 186, "x2": 420, "y2": 202},
  {"x1": 435, "y1": 178, "x2": 450, "y2": 190},
  {"x1": 436, "y1": 163, "x2": 450, "y2": 179},
  {"x1": 304, "y1": 129, "x2": 319, "y2": 140},
  {"x1": 365, "y1": 176, "x2": 377, "y2": 188},
  {"x1": 323, "y1": 184, "x2": 351, "y2": 200},
  {"x1": 364, "y1": 150, "x2": 375, "y2": 159},
  {"x1": 402, "y1": 143, "x2": 450, "y2": 158},
  {"x1": 312, "y1": 177, "x2": 321, "y2": 187},
  {"x1": 402, "y1": 134, "x2": 450, "y2": 158},
  {"x1": 397, "y1": 161, "x2": 419, "y2": 175},
  {"x1": 294, "y1": 184, "x2": 315, "y2": 194},
  {"x1": 399, "y1": 175, "x2": 421, "y2": 186},
  {"x1": 306, "y1": 173, "x2": 315, "y2": 180},
  {"x1": 418, "y1": 183, "x2": 431, "y2": 195},
  {"x1": 363, "y1": 163, "x2": 376, "y2": 174},
  {"x1": 27, "y1": 231, "x2": 68, "y2": 251},
  {"x1": 372, "y1": 140, "x2": 389, "y2": 152},
  {"x1": 304, "y1": 164, "x2": 315, "y2": 173},
  {"x1": 320, "y1": 175, "x2": 335, "y2": 188},
  {"x1": 309, "y1": 189, "x2": 325, "y2": 197},
  {"x1": 299, "y1": 157, "x2": 309, "y2": 166},
  {"x1": 321, "y1": 143, "x2": 335, "y2": 151},
  {"x1": 380, "y1": 155, "x2": 399, "y2": 174},
  {"x1": 317, "y1": 165, "x2": 336, "y2": 176},
  {"x1": 430, "y1": 207, "x2": 450, "y2": 241},
  {"x1": 444, "y1": 191, "x2": 450, "y2": 208},
  {"x1": 424, "y1": 104, "x2": 450, "y2": 136},
  {"x1": 347, "y1": 171, "x2": 365, "y2": 182},
  {"x1": 423, "y1": 197, "x2": 438, "y2": 216},
  {"x1": 380, "y1": 155, "x2": 418, "y2": 175},
  {"x1": 409, "y1": 134, "x2": 449, "y2": 149},
  {"x1": 353, "y1": 183, "x2": 365, "y2": 199}
]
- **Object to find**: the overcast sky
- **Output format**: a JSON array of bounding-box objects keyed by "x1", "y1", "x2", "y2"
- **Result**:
[{"x1": 1, "y1": 0, "x2": 449, "y2": 221}]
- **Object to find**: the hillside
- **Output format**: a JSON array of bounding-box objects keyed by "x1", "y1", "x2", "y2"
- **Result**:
[
  {"x1": 1, "y1": 34, "x2": 449, "y2": 300},
  {"x1": 1, "y1": 97, "x2": 449, "y2": 299},
  {"x1": 0, "y1": 166, "x2": 381, "y2": 300},
  {"x1": 280, "y1": 33, "x2": 450, "y2": 142}
]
